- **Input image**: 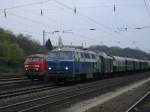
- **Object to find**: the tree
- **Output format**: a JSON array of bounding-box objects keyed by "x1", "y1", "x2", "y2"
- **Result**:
[
  {"x1": 16, "y1": 34, "x2": 42, "y2": 55},
  {"x1": 45, "y1": 38, "x2": 53, "y2": 50},
  {"x1": 0, "y1": 27, "x2": 45, "y2": 73}
]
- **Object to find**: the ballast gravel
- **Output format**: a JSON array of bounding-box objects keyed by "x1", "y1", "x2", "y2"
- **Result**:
[{"x1": 63, "y1": 75, "x2": 150, "y2": 112}]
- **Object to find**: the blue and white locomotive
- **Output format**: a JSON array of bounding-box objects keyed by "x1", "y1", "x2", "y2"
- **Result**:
[{"x1": 46, "y1": 48, "x2": 100, "y2": 82}]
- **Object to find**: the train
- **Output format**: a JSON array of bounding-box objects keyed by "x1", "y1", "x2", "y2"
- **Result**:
[{"x1": 24, "y1": 47, "x2": 150, "y2": 82}]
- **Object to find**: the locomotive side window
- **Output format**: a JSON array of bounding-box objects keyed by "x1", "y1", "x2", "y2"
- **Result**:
[
  {"x1": 84, "y1": 53, "x2": 87, "y2": 59},
  {"x1": 87, "y1": 54, "x2": 90, "y2": 59},
  {"x1": 48, "y1": 51, "x2": 73, "y2": 60},
  {"x1": 92, "y1": 54, "x2": 96, "y2": 59},
  {"x1": 81, "y1": 53, "x2": 85, "y2": 58},
  {"x1": 84, "y1": 53, "x2": 90, "y2": 59}
]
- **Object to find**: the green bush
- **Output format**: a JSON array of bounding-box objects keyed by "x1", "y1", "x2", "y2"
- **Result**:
[{"x1": 0, "y1": 28, "x2": 43, "y2": 73}]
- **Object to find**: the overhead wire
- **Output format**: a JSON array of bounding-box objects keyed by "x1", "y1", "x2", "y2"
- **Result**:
[
  {"x1": 54, "y1": 0, "x2": 113, "y2": 31},
  {"x1": 53, "y1": 0, "x2": 112, "y2": 30},
  {"x1": 53, "y1": 0, "x2": 139, "y2": 45},
  {"x1": 29, "y1": 0, "x2": 118, "y2": 44},
  {"x1": 143, "y1": 0, "x2": 150, "y2": 17},
  {"x1": 0, "y1": 0, "x2": 149, "y2": 49},
  {"x1": 1, "y1": 9, "x2": 104, "y2": 46},
  {"x1": 16, "y1": 8, "x2": 66, "y2": 28},
  {"x1": 54, "y1": 0, "x2": 123, "y2": 41},
  {"x1": 6, "y1": 11, "x2": 57, "y2": 29},
  {"x1": 113, "y1": 0, "x2": 150, "y2": 31},
  {"x1": 135, "y1": 25, "x2": 150, "y2": 29},
  {"x1": 1, "y1": 0, "x2": 148, "y2": 32},
  {"x1": 0, "y1": 6, "x2": 93, "y2": 45},
  {"x1": 9, "y1": 0, "x2": 140, "y2": 46},
  {"x1": 0, "y1": 0, "x2": 53, "y2": 11},
  {"x1": 54, "y1": 0, "x2": 138, "y2": 41},
  {"x1": 0, "y1": 0, "x2": 141, "y2": 33}
]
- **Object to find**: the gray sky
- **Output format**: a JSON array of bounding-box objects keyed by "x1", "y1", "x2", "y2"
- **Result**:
[{"x1": 0, "y1": 0, "x2": 150, "y2": 52}]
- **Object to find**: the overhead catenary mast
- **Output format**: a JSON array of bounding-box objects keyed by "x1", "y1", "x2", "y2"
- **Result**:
[
  {"x1": 43, "y1": 30, "x2": 45, "y2": 46},
  {"x1": 58, "y1": 36, "x2": 63, "y2": 48}
]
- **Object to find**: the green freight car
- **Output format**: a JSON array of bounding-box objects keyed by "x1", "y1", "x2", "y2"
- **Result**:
[{"x1": 98, "y1": 52, "x2": 113, "y2": 74}]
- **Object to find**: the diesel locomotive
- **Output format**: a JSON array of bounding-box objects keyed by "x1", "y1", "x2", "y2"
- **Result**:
[
  {"x1": 24, "y1": 54, "x2": 46, "y2": 80},
  {"x1": 24, "y1": 47, "x2": 150, "y2": 82}
]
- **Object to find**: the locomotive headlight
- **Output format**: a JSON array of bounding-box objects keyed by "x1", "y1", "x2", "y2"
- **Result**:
[
  {"x1": 48, "y1": 67, "x2": 52, "y2": 70},
  {"x1": 65, "y1": 66, "x2": 69, "y2": 70},
  {"x1": 35, "y1": 65, "x2": 40, "y2": 67},
  {"x1": 35, "y1": 68, "x2": 39, "y2": 71},
  {"x1": 25, "y1": 65, "x2": 29, "y2": 68}
]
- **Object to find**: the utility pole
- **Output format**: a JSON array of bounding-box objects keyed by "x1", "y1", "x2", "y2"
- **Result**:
[
  {"x1": 43, "y1": 30, "x2": 45, "y2": 46},
  {"x1": 58, "y1": 36, "x2": 63, "y2": 48},
  {"x1": 82, "y1": 42, "x2": 83, "y2": 48},
  {"x1": 42, "y1": 29, "x2": 73, "y2": 47}
]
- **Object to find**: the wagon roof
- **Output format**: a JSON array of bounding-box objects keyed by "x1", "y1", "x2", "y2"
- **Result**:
[
  {"x1": 139, "y1": 59, "x2": 149, "y2": 63},
  {"x1": 125, "y1": 57, "x2": 138, "y2": 61},
  {"x1": 113, "y1": 56, "x2": 126, "y2": 61}
]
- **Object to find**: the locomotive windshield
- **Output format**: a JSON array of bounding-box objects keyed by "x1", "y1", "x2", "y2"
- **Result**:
[
  {"x1": 47, "y1": 51, "x2": 73, "y2": 60},
  {"x1": 26, "y1": 54, "x2": 44, "y2": 61},
  {"x1": 26, "y1": 57, "x2": 42, "y2": 61}
]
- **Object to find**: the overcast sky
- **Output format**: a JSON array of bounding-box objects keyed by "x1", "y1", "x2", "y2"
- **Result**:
[{"x1": 0, "y1": 0, "x2": 150, "y2": 52}]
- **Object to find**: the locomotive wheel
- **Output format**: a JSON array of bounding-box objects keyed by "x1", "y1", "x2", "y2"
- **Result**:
[
  {"x1": 38, "y1": 76, "x2": 45, "y2": 81},
  {"x1": 27, "y1": 76, "x2": 35, "y2": 81},
  {"x1": 41, "y1": 76, "x2": 49, "y2": 81},
  {"x1": 53, "y1": 81, "x2": 61, "y2": 85},
  {"x1": 80, "y1": 74, "x2": 86, "y2": 81},
  {"x1": 30, "y1": 77, "x2": 35, "y2": 81}
]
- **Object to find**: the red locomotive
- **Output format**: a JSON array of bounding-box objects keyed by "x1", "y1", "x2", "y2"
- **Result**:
[{"x1": 24, "y1": 54, "x2": 46, "y2": 80}]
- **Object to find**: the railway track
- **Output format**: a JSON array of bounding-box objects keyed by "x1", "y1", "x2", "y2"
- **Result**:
[
  {"x1": 0, "y1": 77, "x2": 27, "y2": 82},
  {"x1": 0, "y1": 80, "x2": 119, "y2": 112},
  {"x1": 0, "y1": 73, "x2": 149, "y2": 112},
  {"x1": 0, "y1": 74, "x2": 25, "y2": 79},
  {"x1": 0, "y1": 78, "x2": 52, "y2": 92},
  {"x1": 0, "y1": 83, "x2": 57, "y2": 99},
  {"x1": 0, "y1": 74, "x2": 28, "y2": 89},
  {"x1": 0, "y1": 79, "x2": 30, "y2": 87},
  {"x1": 126, "y1": 91, "x2": 150, "y2": 112}
]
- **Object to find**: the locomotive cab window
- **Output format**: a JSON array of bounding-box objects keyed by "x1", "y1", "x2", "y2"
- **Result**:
[
  {"x1": 26, "y1": 57, "x2": 42, "y2": 61},
  {"x1": 26, "y1": 55, "x2": 44, "y2": 61}
]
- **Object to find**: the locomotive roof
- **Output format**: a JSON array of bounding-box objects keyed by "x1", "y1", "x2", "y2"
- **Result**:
[
  {"x1": 52, "y1": 47, "x2": 83, "y2": 52},
  {"x1": 28, "y1": 54, "x2": 45, "y2": 58},
  {"x1": 52, "y1": 47, "x2": 96, "y2": 54}
]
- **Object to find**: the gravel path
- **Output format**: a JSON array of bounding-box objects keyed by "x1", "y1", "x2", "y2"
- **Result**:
[
  {"x1": 63, "y1": 74, "x2": 150, "y2": 112},
  {"x1": 128, "y1": 92, "x2": 150, "y2": 112}
]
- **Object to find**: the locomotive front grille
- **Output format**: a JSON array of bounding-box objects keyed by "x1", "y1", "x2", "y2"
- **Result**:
[
  {"x1": 27, "y1": 69, "x2": 39, "y2": 72},
  {"x1": 48, "y1": 70, "x2": 70, "y2": 74}
]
